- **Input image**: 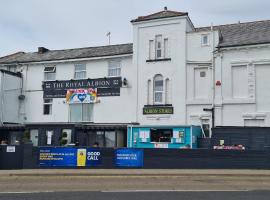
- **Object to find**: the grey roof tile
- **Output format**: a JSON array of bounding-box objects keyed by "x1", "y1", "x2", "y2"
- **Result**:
[
  {"x1": 196, "y1": 20, "x2": 270, "y2": 48},
  {"x1": 0, "y1": 43, "x2": 133, "y2": 64}
]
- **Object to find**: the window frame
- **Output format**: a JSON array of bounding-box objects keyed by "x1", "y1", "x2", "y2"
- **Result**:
[
  {"x1": 69, "y1": 103, "x2": 94, "y2": 122},
  {"x1": 43, "y1": 98, "x2": 53, "y2": 115},
  {"x1": 155, "y1": 35, "x2": 162, "y2": 59},
  {"x1": 153, "y1": 74, "x2": 164, "y2": 105},
  {"x1": 150, "y1": 128, "x2": 173, "y2": 143},
  {"x1": 108, "y1": 60, "x2": 121, "y2": 77},
  {"x1": 201, "y1": 34, "x2": 209, "y2": 46},
  {"x1": 74, "y1": 63, "x2": 87, "y2": 79},
  {"x1": 44, "y1": 66, "x2": 56, "y2": 81}
]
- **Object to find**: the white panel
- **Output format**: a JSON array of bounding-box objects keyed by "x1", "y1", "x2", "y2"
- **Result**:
[
  {"x1": 244, "y1": 119, "x2": 264, "y2": 127},
  {"x1": 232, "y1": 66, "x2": 248, "y2": 98},
  {"x1": 256, "y1": 64, "x2": 270, "y2": 111},
  {"x1": 194, "y1": 67, "x2": 208, "y2": 99}
]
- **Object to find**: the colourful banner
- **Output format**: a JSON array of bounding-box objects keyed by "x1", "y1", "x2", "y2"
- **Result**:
[{"x1": 66, "y1": 88, "x2": 97, "y2": 104}]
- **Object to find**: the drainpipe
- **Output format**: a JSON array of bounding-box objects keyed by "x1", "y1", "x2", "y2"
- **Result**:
[
  {"x1": 0, "y1": 72, "x2": 3, "y2": 125},
  {"x1": 211, "y1": 23, "x2": 216, "y2": 136}
]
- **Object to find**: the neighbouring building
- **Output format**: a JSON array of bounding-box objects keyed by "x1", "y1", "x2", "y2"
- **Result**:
[{"x1": 1, "y1": 7, "x2": 270, "y2": 148}]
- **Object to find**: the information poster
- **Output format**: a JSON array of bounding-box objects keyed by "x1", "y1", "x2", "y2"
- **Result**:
[{"x1": 115, "y1": 148, "x2": 144, "y2": 167}]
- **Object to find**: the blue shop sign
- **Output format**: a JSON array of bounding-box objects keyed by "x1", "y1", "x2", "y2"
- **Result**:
[{"x1": 115, "y1": 148, "x2": 144, "y2": 167}]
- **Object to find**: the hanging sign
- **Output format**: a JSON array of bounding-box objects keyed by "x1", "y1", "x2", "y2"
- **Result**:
[{"x1": 66, "y1": 88, "x2": 97, "y2": 104}]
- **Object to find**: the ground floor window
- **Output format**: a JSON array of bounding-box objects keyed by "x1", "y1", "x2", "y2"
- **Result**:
[
  {"x1": 150, "y1": 129, "x2": 172, "y2": 143},
  {"x1": 88, "y1": 131, "x2": 116, "y2": 147},
  {"x1": 70, "y1": 104, "x2": 93, "y2": 122}
]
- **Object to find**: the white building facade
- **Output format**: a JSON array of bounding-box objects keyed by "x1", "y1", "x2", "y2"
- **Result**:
[{"x1": 1, "y1": 8, "x2": 270, "y2": 148}]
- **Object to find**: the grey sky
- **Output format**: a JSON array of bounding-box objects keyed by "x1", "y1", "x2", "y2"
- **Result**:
[{"x1": 1, "y1": 0, "x2": 270, "y2": 56}]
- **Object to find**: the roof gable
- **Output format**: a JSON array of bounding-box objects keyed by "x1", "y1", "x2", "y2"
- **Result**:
[{"x1": 131, "y1": 7, "x2": 188, "y2": 23}]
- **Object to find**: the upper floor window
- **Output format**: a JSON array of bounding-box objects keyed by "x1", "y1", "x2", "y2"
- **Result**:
[
  {"x1": 155, "y1": 35, "x2": 162, "y2": 59},
  {"x1": 74, "y1": 63, "x2": 86, "y2": 79},
  {"x1": 153, "y1": 74, "x2": 164, "y2": 104},
  {"x1": 108, "y1": 60, "x2": 121, "y2": 77},
  {"x1": 201, "y1": 34, "x2": 209, "y2": 46},
  {"x1": 148, "y1": 35, "x2": 169, "y2": 60},
  {"x1": 44, "y1": 66, "x2": 56, "y2": 81}
]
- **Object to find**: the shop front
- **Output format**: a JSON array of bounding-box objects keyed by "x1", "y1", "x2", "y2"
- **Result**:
[{"x1": 127, "y1": 125, "x2": 202, "y2": 149}]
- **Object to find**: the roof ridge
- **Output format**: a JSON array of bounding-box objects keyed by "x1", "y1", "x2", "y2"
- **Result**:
[
  {"x1": 197, "y1": 19, "x2": 270, "y2": 30},
  {"x1": 0, "y1": 51, "x2": 25, "y2": 59},
  {"x1": 26, "y1": 43, "x2": 133, "y2": 54},
  {"x1": 141, "y1": 9, "x2": 186, "y2": 19}
]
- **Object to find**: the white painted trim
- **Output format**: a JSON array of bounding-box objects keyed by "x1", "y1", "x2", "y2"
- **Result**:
[{"x1": 223, "y1": 98, "x2": 255, "y2": 104}]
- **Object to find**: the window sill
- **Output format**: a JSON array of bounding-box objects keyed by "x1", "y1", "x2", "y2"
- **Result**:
[
  {"x1": 144, "y1": 104, "x2": 173, "y2": 107},
  {"x1": 146, "y1": 58, "x2": 171, "y2": 63}
]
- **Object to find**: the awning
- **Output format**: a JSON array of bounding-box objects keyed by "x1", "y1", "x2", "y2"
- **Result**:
[{"x1": 75, "y1": 123, "x2": 132, "y2": 130}]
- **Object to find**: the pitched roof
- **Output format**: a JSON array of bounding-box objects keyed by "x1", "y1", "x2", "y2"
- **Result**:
[
  {"x1": 131, "y1": 8, "x2": 188, "y2": 23},
  {"x1": 0, "y1": 43, "x2": 133, "y2": 64},
  {"x1": 196, "y1": 20, "x2": 270, "y2": 48}
]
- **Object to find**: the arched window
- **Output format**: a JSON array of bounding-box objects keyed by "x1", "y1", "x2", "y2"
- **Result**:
[{"x1": 153, "y1": 74, "x2": 164, "y2": 104}]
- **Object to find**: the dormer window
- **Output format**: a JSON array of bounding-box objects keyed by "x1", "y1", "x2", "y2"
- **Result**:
[{"x1": 201, "y1": 34, "x2": 209, "y2": 46}]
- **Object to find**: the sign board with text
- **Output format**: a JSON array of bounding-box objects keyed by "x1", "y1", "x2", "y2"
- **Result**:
[{"x1": 143, "y1": 106, "x2": 174, "y2": 115}]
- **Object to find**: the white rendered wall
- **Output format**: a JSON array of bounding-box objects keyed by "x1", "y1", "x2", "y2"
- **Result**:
[
  {"x1": 133, "y1": 17, "x2": 191, "y2": 126},
  {"x1": 0, "y1": 72, "x2": 22, "y2": 123},
  {"x1": 21, "y1": 56, "x2": 136, "y2": 124},
  {"x1": 214, "y1": 45, "x2": 270, "y2": 127}
]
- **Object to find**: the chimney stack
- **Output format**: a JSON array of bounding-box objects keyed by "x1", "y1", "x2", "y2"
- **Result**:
[
  {"x1": 38, "y1": 47, "x2": 49, "y2": 54},
  {"x1": 164, "y1": 6, "x2": 167, "y2": 11}
]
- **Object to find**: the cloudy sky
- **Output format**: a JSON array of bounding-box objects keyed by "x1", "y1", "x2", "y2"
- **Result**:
[{"x1": 1, "y1": 0, "x2": 270, "y2": 56}]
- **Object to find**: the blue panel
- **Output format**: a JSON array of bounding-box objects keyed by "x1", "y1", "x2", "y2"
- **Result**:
[
  {"x1": 39, "y1": 147, "x2": 77, "y2": 167},
  {"x1": 115, "y1": 148, "x2": 144, "y2": 167}
]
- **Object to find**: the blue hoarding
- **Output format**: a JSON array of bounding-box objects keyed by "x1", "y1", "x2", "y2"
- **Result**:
[
  {"x1": 39, "y1": 147, "x2": 102, "y2": 167},
  {"x1": 115, "y1": 148, "x2": 144, "y2": 167}
]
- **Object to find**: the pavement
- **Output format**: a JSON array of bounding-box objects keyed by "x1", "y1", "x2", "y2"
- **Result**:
[{"x1": 1, "y1": 169, "x2": 270, "y2": 177}]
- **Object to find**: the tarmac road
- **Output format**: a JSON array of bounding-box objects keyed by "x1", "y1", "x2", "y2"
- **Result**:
[
  {"x1": 1, "y1": 169, "x2": 270, "y2": 192},
  {"x1": 0, "y1": 191, "x2": 270, "y2": 200}
]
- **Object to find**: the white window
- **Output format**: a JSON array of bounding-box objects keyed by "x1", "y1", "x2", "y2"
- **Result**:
[
  {"x1": 201, "y1": 34, "x2": 209, "y2": 46},
  {"x1": 153, "y1": 74, "x2": 164, "y2": 104},
  {"x1": 164, "y1": 38, "x2": 169, "y2": 58},
  {"x1": 108, "y1": 60, "x2": 121, "y2": 77},
  {"x1": 43, "y1": 99, "x2": 53, "y2": 115},
  {"x1": 74, "y1": 63, "x2": 86, "y2": 79},
  {"x1": 155, "y1": 35, "x2": 162, "y2": 59},
  {"x1": 70, "y1": 104, "x2": 93, "y2": 122},
  {"x1": 44, "y1": 66, "x2": 56, "y2": 81},
  {"x1": 149, "y1": 40, "x2": 154, "y2": 60}
]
